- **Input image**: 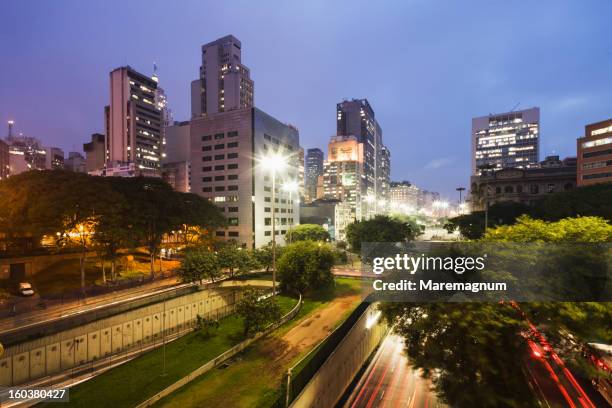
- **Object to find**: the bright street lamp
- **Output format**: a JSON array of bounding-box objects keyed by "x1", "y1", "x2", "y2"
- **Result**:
[
  {"x1": 283, "y1": 180, "x2": 299, "y2": 244},
  {"x1": 261, "y1": 153, "x2": 289, "y2": 297}
]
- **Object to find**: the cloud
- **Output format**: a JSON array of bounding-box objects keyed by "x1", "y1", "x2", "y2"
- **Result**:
[
  {"x1": 424, "y1": 157, "x2": 454, "y2": 170},
  {"x1": 550, "y1": 95, "x2": 589, "y2": 113}
]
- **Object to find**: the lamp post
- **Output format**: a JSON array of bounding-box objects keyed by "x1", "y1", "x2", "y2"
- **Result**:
[
  {"x1": 283, "y1": 181, "x2": 299, "y2": 244},
  {"x1": 456, "y1": 187, "x2": 465, "y2": 204},
  {"x1": 262, "y1": 153, "x2": 288, "y2": 297}
]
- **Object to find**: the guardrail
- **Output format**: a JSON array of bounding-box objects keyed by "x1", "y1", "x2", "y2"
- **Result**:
[{"x1": 134, "y1": 292, "x2": 303, "y2": 408}]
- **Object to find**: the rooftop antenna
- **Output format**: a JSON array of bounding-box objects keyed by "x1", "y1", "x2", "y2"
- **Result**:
[{"x1": 152, "y1": 62, "x2": 159, "y2": 83}]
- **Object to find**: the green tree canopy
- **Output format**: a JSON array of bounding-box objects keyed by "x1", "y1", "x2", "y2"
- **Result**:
[
  {"x1": 482, "y1": 215, "x2": 612, "y2": 243},
  {"x1": 236, "y1": 288, "x2": 281, "y2": 337},
  {"x1": 217, "y1": 242, "x2": 258, "y2": 277},
  {"x1": 286, "y1": 224, "x2": 330, "y2": 242},
  {"x1": 382, "y1": 303, "x2": 534, "y2": 407},
  {"x1": 178, "y1": 247, "x2": 220, "y2": 284},
  {"x1": 346, "y1": 215, "x2": 418, "y2": 252},
  {"x1": 277, "y1": 241, "x2": 335, "y2": 293}
]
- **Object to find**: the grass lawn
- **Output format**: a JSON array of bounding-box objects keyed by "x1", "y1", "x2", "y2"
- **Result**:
[
  {"x1": 152, "y1": 277, "x2": 363, "y2": 408},
  {"x1": 41, "y1": 295, "x2": 298, "y2": 408}
]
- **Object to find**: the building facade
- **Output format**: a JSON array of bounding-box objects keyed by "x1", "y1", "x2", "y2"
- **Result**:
[
  {"x1": 45, "y1": 147, "x2": 64, "y2": 169},
  {"x1": 64, "y1": 152, "x2": 86, "y2": 173},
  {"x1": 470, "y1": 155, "x2": 576, "y2": 210},
  {"x1": 162, "y1": 121, "x2": 191, "y2": 192},
  {"x1": 336, "y1": 99, "x2": 389, "y2": 200},
  {"x1": 106, "y1": 66, "x2": 163, "y2": 176},
  {"x1": 6, "y1": 135, "x2": 46, "y2": 171},
  {"x1": 0, "y1": 139, "x2": 8, "y2": 180},
  {"x1": 190, "y1": 107, "x2": 300, "y2": 248},
  {"x1": 389, "y1": 181, "x2": 419, "y2": 211},
  {"x1": 577, "y1": 118, "x2": 612, "y2": 186},
  {"x1": 304, "y1": 148, "x2": 324, "y2": 203},
  {"x1": 472, "y1": 107, "x2": 540, "y2": 175},
  {"x1": 191, "y1": 35, "x2": 254, "y2": 118},
  {"x1": 83, "y1": 133, "x2": 106, "y2": 173},
  {"x1": 322, "y1": 135, "x2": 365, "y2": 220}
]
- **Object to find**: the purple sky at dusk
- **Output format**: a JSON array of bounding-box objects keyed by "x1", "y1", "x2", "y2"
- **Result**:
[{"x1": 2, "y1": 0, "x2": 612, "y2": 199}]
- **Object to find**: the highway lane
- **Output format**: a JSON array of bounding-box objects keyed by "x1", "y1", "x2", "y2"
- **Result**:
[{"x1": 345, "y1": 333, "x2": 446, "y2": 408}]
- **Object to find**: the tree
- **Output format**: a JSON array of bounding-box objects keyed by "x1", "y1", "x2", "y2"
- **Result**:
[
  {"x1": 286, "y1": 224, "x2": 330, "y2": 242},
  {"x1": 217, "y1": 242, "x2": 258, "y2": 278},
  {"x1": 382, "y1": 302, "x2": 536, "y2": 407},
  {"x1": 178, "y1": 247, "x2": 220, "y2": 284},
  {"x1": 236, "y1": 288, "x2": 281, "y2": 337},
  {"x1": 482, "y1": 215, "x2": 612, "y2": 243},
  {"x1": 194, "y1": 314, "x2": 219, "y2": 339},
  {"x1": 253, "y1": 244, "x2": 282, "y2": 272},
  {"x1": 277, "y1": 241, "x2": 335, "y2": 293},
  {"x1": 444, "y1": 201, "x2": 530, "y2": 240},
  {"x1": 346, "y1": 215, "x2": 418, "y2": 253},
  {"x1": 103, "y1": 177, "x2": 224, "y2": 278}
]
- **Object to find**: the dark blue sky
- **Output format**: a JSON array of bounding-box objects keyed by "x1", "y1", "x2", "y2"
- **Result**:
[{"x1": 2, "y1": 0, "x2": 611, "y2": 199}]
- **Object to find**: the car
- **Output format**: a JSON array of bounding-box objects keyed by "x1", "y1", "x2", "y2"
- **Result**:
[{"x1": 18, "y1": 282, "x2": 35, "y2": 297}]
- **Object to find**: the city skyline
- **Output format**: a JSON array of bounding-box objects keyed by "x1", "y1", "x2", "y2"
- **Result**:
[{"x1": 2, "y1": 0, "x2": 612, "y2": 198}]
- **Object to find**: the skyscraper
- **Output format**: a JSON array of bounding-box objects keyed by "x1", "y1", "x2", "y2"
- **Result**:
[
  {"x1": 305, "y1": 148, "x2": 324, "y2": 203},
  {"x1": 336, "y1": 99, "x2": 389, "y2": 201},
  {"x1": 190, "y1": 108, "x2": 300, "y2": 248},
  {"x1": 106, "y1": 66, "x2": 163, "y2": 176},
  {"x1": 191, "y1": 35, "x2": 254, "y2": 118},
  {"x1": 322, "y1": 135, "x2": 365, "y2": 220},
  {"x1": 471, "y1": 107, "x2": 540, "y2": 175}
]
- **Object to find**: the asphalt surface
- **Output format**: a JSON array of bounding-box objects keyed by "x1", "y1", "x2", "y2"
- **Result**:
[{"x1": 345, "y1": 333, "x2": 446, "y2": 408}]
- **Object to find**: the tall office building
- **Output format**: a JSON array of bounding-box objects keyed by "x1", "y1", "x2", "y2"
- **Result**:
[
  {"x1": 191, "y1": 35, "x2": 254, "y2": 118},
  {"x1": 472, "y1": 107, "x2": 540, "y2": 175},
  {"x1": 162, "y1": 121, "x2": 191, "y2": 192},
  {"x1": 336, "y1": 99, "x2": 389, "y2": 201},
  {"x1": 0, "y1": 139, "x2": 8, "y2": 180},
  {"x1": 322, "y1": 135, "x2": 365, "y2": 220},
  {"x1": 577, "y1": 118, "x2": 612, "y2": 186},
  {"x1": 304, "y1": 148, "x2": 324, "y2": 203},
  {"x1": 296, "y1": 147, "x2": 305, "y2": 201},
  {"x1": 190, "y1": 108, "x2": 300, "y2": 248},
  {"x1": 106, "y1": 66, "x2": 163, "y2": 176}
]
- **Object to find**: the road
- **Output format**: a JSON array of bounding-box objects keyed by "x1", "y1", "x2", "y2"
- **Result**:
[
  {"x1": 344, "y1": 333, "x2": 446, "y2": 408},
  {"x1": 510, "y1": 302, "x2": 602, "y2": 408},
  {"x1": 0, "y1": 275, "x2": 184, "y2": 334}
]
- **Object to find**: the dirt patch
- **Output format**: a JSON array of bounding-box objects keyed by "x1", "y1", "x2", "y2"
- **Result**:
[{"x1": 282, "y1": 294, "x2": 360, "y2": 354}]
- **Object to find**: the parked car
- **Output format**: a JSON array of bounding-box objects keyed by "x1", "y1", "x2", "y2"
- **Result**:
[{"x1": 18, "y1": 282, "x2": 35, "y2": 296}]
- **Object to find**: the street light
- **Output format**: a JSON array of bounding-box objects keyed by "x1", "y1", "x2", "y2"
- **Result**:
[
  {"x1": 283, "y1": 180, "x2": 299, "y2": 244},
  {"x1": 456, "y1": 187, "x2": 465, "y2": 204},
  {"x1": 261, "y1": 153, "x2": 288, "y2": 297}
]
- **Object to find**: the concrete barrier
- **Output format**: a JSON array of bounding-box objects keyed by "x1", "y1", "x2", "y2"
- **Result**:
[
  {"x1": 0, "y1": 286, "x2": 246, "y2": 387},
  {"x1": 134, "y1": 293, "x2": 303, "y2": 408},
  {"x1": 289, "y1": 303, "x2": 387, "y2": 408}
]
